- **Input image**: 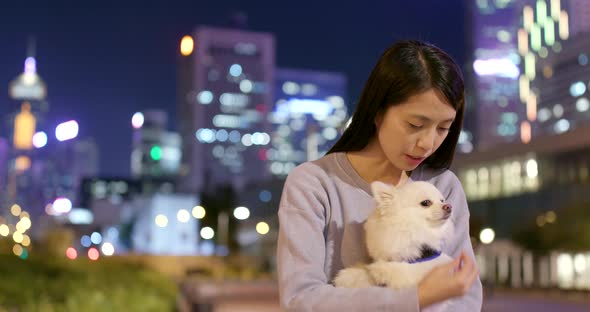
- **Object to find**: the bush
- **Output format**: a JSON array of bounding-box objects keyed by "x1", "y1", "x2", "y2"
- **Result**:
[
  {"x1": 0, "y1": 253, "x2": 177, "y2": 312},
  {"x1": 513, "y1": 202, "x2": 590, "y2": 254}
]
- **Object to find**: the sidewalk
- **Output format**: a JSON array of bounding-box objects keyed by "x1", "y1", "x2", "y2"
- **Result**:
[{"x1": 483, "y1": 288, "x2": 590, "y2": 312}]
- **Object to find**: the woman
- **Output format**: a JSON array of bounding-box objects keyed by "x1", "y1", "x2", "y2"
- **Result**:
[{"x1": 276, "y1": 40, "x2": 482, "y2": 311}]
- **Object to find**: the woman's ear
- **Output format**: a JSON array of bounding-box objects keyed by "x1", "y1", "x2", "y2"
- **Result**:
[{"x1": 374, "y1": 110, "x2": 384, "y2": 129}]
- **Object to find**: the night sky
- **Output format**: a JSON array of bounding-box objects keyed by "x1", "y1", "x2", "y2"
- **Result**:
[{"x1": 0, "y1": 0, "x2": 466, "y2": 177}]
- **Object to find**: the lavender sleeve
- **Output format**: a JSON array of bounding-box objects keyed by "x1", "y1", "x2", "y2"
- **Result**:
[
  {"x1": 276, "y1": 165, "x2": 420, "y2": 312},
  {"x1": 441, "y1": 172, "x2": 484, "y2": 311}
]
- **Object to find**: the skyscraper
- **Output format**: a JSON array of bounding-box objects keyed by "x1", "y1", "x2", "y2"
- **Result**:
[
  {"x1": 454, "y1": 0, "x2": 590, "y2": 240},
  {"x1": 6, "y1": 48, "x2": 49, "y2": 218},
  {"x1": 468, "y1": 0, "x2": 590, "y2": 149},
  {"x1": 565, "y1": 0, "x2": 590, "y2": 37},
  {"x1": 4, "y1": 44, "x2": 99, "y2": 222},
  {"x1": 516, "y1": 0, "x2": 590, "y2": 138},
  {"x1": 468, "y1": 0, "x2": 526, "y2": 150},
  {"x1": 177, "y1": 26, "x2": 275, "y2": 193},
  {"x1": 268, "y1": 68, "x2": 348, "y2": 177}
]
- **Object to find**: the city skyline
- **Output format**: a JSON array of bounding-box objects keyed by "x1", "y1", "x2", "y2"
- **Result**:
[{"x1": 0, "y1": 0, "x2": 466, "y2": 176}]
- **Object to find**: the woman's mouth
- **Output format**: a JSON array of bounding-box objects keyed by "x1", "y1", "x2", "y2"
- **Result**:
[{"x1": 404, "y1": 154, "x2": 425, "y2": 165}]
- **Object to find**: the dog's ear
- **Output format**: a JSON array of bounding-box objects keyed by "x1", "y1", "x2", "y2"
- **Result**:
[{"x1": 371, "y1": 181, "x2": 396, "y2": 208}]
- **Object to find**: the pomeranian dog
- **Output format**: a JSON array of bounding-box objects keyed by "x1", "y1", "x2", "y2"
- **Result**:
[{"x1": 334, "y1": 181, "x2": 455, "y2": 309}]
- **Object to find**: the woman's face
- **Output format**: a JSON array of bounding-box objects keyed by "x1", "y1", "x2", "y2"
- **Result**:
[{"x1": 374, "y1": 88, "x2": 457, "y2": 171}]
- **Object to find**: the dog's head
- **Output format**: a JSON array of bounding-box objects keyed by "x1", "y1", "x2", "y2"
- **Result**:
[
  {"x1": 371, "y1": 181, "x2": 452, "y2": 228},
  {"x1": 364, "y1": 181, "x2": 454, "y2": 261}
]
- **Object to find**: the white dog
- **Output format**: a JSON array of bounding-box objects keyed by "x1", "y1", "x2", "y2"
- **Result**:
[{"x1": 334, "y1": 181, "x2": 455, "y2": 310}]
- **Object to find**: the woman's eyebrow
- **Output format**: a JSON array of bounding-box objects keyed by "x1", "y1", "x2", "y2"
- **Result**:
[{"x1": 408, "y1": 114, "x2": 454, "y2": 123}]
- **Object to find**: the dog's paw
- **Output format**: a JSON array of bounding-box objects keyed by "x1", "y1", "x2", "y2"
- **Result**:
[
  {"x1": 367, "y1": 261, "x2": 420, "y2": 289},
  {"x1": 333, "y1": 266, "x2": 374, "y2": 288}
]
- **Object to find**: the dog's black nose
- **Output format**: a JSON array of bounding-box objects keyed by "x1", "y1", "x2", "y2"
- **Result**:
[{"x1": 442, "y1": 204, "x2": 452, "y2": 213}]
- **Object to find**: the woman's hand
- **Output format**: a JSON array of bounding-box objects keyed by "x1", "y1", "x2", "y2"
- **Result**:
[{"x1": 417, "y1": 251, "x2": 479, "y2": 308}]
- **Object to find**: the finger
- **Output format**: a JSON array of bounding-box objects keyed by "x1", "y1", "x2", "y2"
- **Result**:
[
  {"x1": 441, "y1": 258, "x2": 462, "y2": 275},
  {"x1": 458, "y1": 264, "x2": 480, "y2": 294},
  {"x1": 447, "y1": 253, "x2": 463, "y2": 269},
  {"x1": 468, "y1": 264, "x2": 480, "y2": 285},
  {"x1": 455, "y1": 254, "x2": 476, "y2": 279}
]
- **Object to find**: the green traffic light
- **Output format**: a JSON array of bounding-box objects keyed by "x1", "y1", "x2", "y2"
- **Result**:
[{"x1": 150, "y1": 146, "x2": 162, "y2": 160}]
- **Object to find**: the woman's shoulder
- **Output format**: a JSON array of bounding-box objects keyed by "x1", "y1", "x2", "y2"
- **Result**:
[
  {"x1": 284, "y1": 153, "x2": 339, "y2": 186},
  {"x1": 417, "y1": 166, "x2": 463, "y2": 193}
]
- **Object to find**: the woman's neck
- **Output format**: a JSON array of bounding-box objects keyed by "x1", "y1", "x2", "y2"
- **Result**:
[{"x1": 346, "y1": 140, "x2": 409, "y2": 186}]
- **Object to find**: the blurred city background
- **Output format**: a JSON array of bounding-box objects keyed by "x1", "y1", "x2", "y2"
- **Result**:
[{"x1": 1, "y1": 0, "x2": 590, "y2": 311}]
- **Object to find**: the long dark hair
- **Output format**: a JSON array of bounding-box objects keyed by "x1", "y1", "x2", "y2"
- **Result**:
[{"x1": 327, "y1": 40, "x2": 465, "y2": 169}]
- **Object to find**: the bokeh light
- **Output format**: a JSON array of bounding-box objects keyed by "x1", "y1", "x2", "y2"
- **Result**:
[
  {"x1": 19, "y1": 248, "x2": 28, "y2": 260},
  {"x1": 177, "y1": 209, "x2": 191, "y2": 223},
  {"x1": 229, "y1": 64, "x2": 242, "y2": 77},
  {"x1": 546, "y1": 211, "x2": 557, "y2": 223},
  {"x1": 132, "y1": 112, "x2": 144, "y2": 129},
  {"x1": 81, "y1": 235, "x2": 92, "y2": 247},
  {"x1": 480, "y1": 228, "x2": 495, "y2": 244},
  {"x1": 16, "y1": 217, "x2": 31, "y2": 232},
  {"x1": 90, "y1": 232, "x2": 102, "y2": 245},
  {"x1": 259, "y1": 190, "x2": 272, "y2": 202},
  {"x1": 15, "y1": 156, "x2": 31, "y2": 171},
  {"x1": 256, "y1": 222, "x2": 270, "y2": 235},
  {"x1": 200, "y1": 227, "x2": 214, "y2": 239},
  {"x1": 101, "y1": 242, "x2": 115, "y2": 256},
  {"x1": 180, "y1": 35, "x2": 194, "y2": 56},
  {"x1": 233, "y1": 206, "x2": 250, "y2": 220},
  {"x1": 13, "y1": 244, "x2": 23, "y2": 256},
  {"x1": 192, "y1": 205, "x2": 206, "y2": 219},
  {"x1": 53, "y1": 198, "x2": 72, "y2": 214},
  {"x1": 66, "y1": 247, "x2": 78, "y2": 260},
  {"x1": 32, "y1": 131, "x2": 48, "y2": 148},
  {"x1": 21, "y1": 234, "x2": 31, "y2": 247},
  {"x1": 155, "y1": 214, "x2": 168, "y2": 227},
  {"x1": 88, "y1": 247, "x2": 100, "y2": 261},
  {"x1": 13, "y1": 232, "x2": 23, "y2": 244},
  {"x1": 10, "y1": 204, "x2": 21, "y2": 216},
  {"x1": 0, "y1": 224, "x2": 9, "y2": 237},
  {"x1": 55, "y1": 120, "x2": 79, "y2": 141}
]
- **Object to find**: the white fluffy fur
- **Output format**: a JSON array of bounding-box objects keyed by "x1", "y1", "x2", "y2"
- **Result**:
[{"x1": 333, "y1": 181, "x2": 455, "y2": 311}]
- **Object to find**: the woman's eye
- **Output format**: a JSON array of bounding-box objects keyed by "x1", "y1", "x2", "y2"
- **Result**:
[
  {"x1": 438, "y1": 127, "x2": 450, "y2": 132},
  {"x1": 408, "y1": 123, "x2": 423, "y2": 129}
]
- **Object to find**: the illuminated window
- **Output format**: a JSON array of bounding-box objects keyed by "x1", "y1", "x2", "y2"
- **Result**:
[
  {"x1": 552, "y1": 104, "x2": 564, "y2": 118},
  {"x1": 553, "y1": 119, "x2": 570, "y2": 133},
  {"x1": 197, "y1": 91, "x2": 213, "y2": 104},
  {"x1": 576, "y1": 98, "x2": 589, "y2": 112},
  {"x1": 578, "y1": 53, "x2": 588, "y2": 66},
  {"x1": 569, "y1": 81, "x2": 586, "y2": 97},
  {"x1": 229, "y1": 64, "x2": 243, "y2": 77},
  {"x1": 180, "y1": 36, "x2": 194, "y2": 56}
]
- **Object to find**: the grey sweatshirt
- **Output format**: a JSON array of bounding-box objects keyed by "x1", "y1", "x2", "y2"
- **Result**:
[{"x1": 277, "y1": 152, "x2": 483, "y2": 311}]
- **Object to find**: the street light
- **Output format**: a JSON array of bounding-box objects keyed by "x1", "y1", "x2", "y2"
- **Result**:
[
  {"x1": 55, "y1": 120, "x2": 79, "y2": 141},
  {"x1": 233, "y1": 206, "x2": 250, "y2": 220},
  {"x1": 200, "y1": 226, "x2": 214, "y2": 239},
  {"x1": 192, "y1": 205, "x2": 205, "y2": 219},
  {"x1": 256, "y1": 222, "x2": 269, "y2": 235},
  {"x1": 32, "y1": 131, "x2": 47, "y2": 148},
  {"x1": 479, "y1": 228, "x2": 495, "y2": 244},
  {"x1": 53, "y1": 197, "x2": 72, "y2": 214},
  {"x1": 131, "y1": 112, "x2": 144, "y2": 129}
]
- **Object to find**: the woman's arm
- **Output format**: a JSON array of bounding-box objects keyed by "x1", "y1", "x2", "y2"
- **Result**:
[
  {"x1": 442, "y1": 172, "x2": 484, "y2": 311},
  {"x1": 277, "y1": 165, "x2": 421, "y2": 311}
]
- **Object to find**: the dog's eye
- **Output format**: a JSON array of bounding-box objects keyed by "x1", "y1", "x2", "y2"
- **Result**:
[{"x1": 420, "y1": 200, "x2": 432, "y2": 207}]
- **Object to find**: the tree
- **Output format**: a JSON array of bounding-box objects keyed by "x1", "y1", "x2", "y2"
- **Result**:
[{"x1": 513, "y1": 201, "x2": 590, "y2": 254}]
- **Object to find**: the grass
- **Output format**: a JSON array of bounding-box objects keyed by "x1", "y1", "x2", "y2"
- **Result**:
[{"x1": 0, "y1": 253, "x2": 178, "y2": 312}]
